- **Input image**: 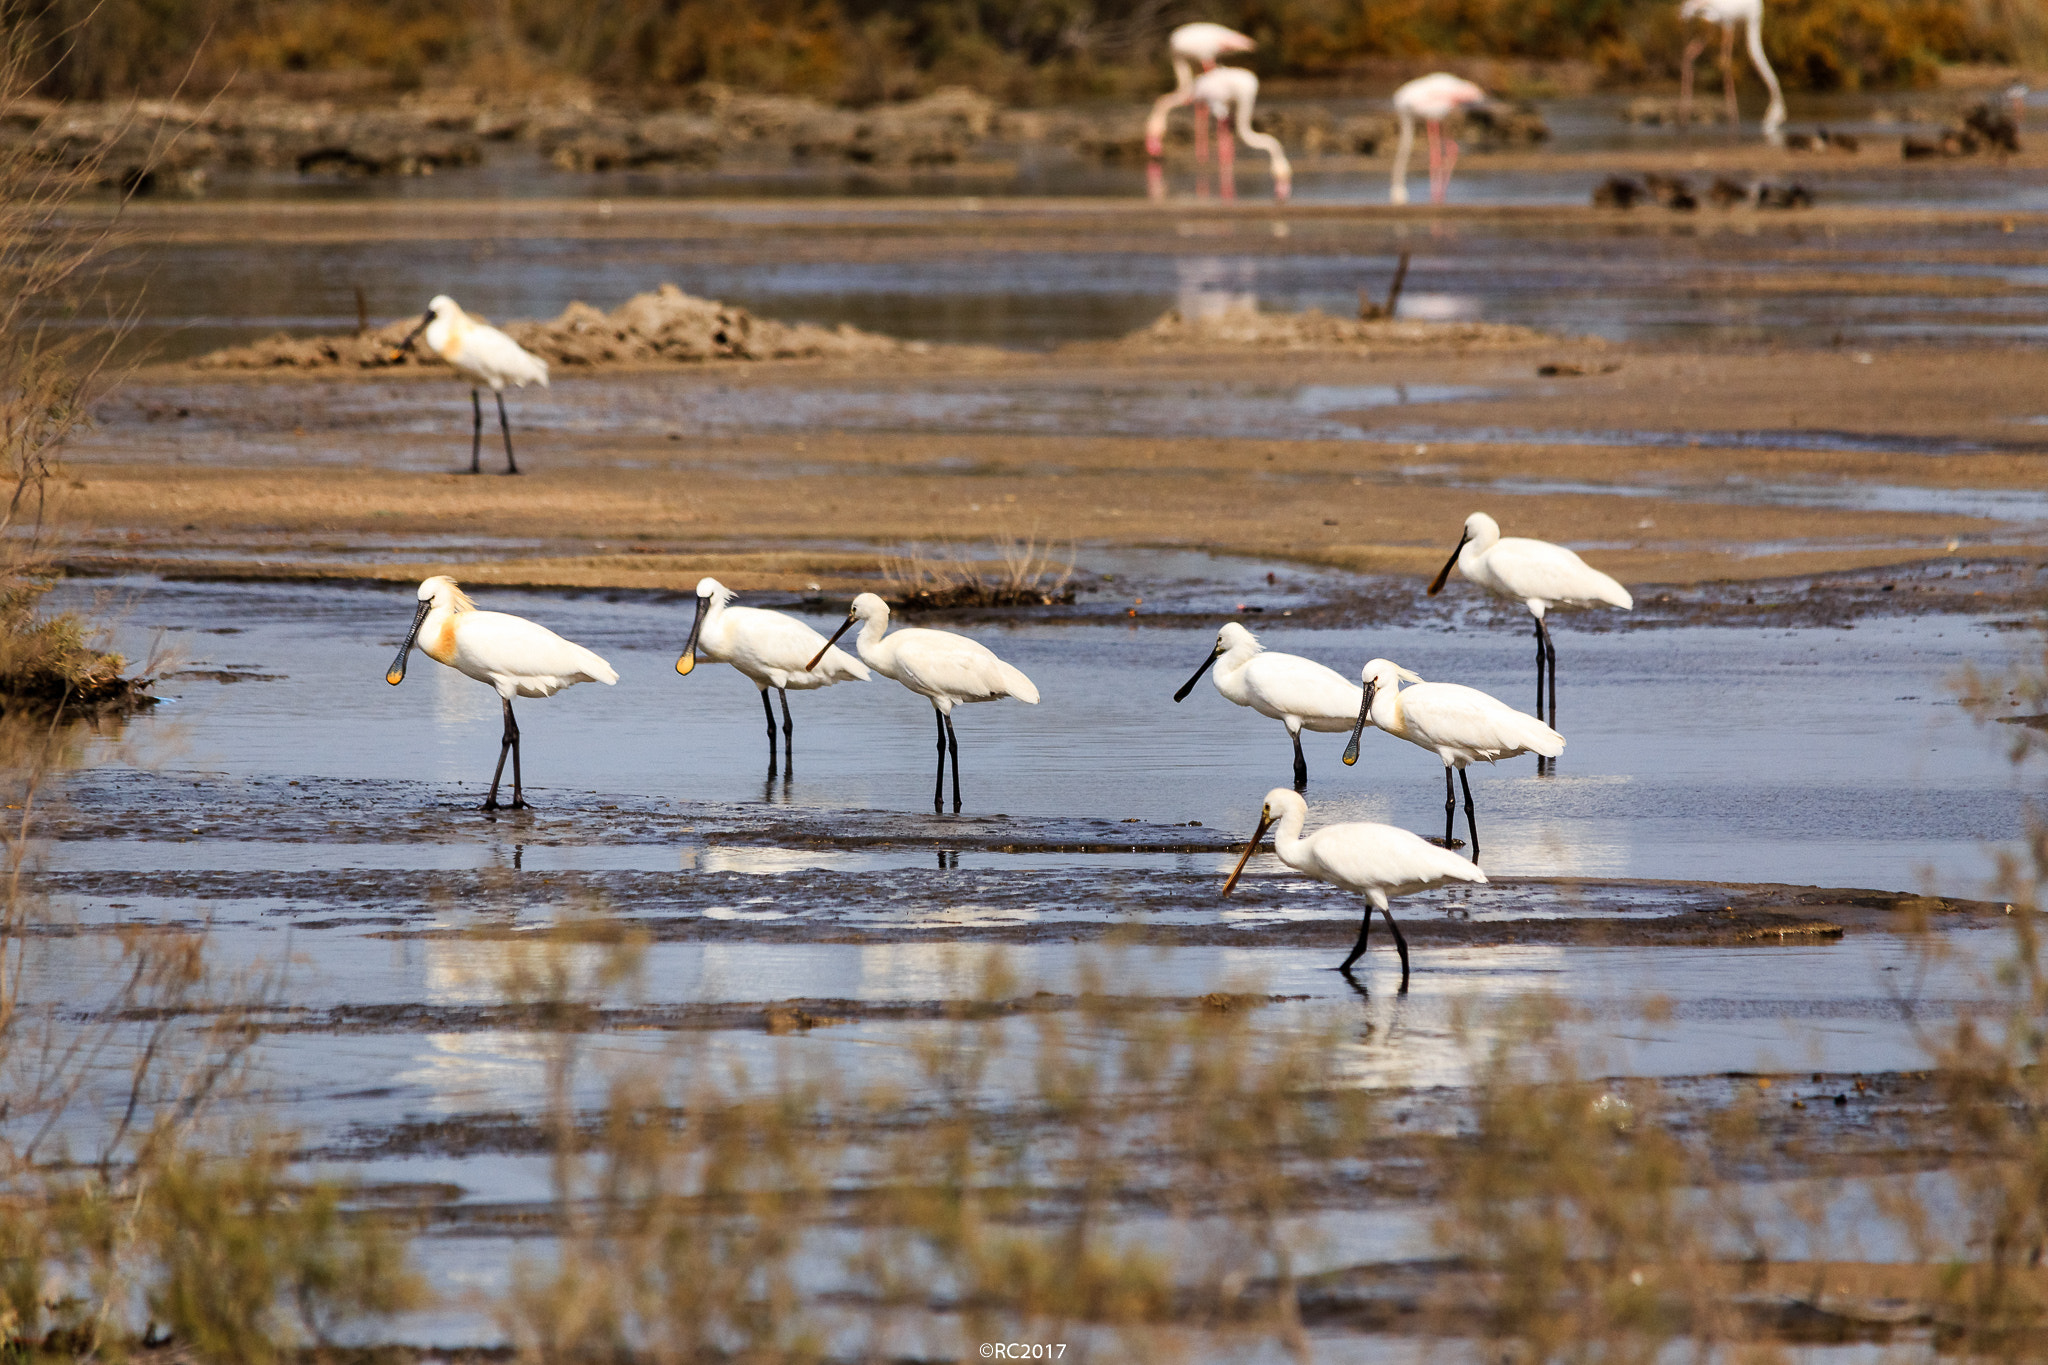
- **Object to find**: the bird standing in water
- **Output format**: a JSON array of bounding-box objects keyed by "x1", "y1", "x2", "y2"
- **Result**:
[
  {"x1": 1173, "y1": 622, "x2": 1362, "y2": 792},
  {"x1": 393, "y1": 294, "x2": 549, "y2": 475}
]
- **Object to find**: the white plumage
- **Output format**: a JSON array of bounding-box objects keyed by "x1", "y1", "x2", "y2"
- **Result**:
[
  {"x1": 1391, "y1": 73, "x2": 1489, "y2": 205},
  {"x1": 1677, "y1": 0, "x2": 1786, "y2": 140},
  {"x1": 1188, "y1": 66, "x2": 1291, "y2": 201},
  {"x1": 399, "y1": 294, "x2": 550, "y2": 474},
  {"x1": 1146, "y1": 23, "x2": 1258, "y2": 159},
  {"x1": 674, "y1": 576, "x2": 868, "y2": 776},
  {"x1": 1341, "y1": 657, "x2": 1562, "y2": 862},
  {"x1": 385, "y1": 575, "x2": 616, "y2": 809},
  {"x1": 1222, "y1": 787, "x2": 1486, "y2": 987},
  {"x1": 1427, "y1": 511, "x2": 1630, "y2": 743},
  {"x1": 1174, "y1": 621, "x2": 1363, "y2": 791},
  {"x1": 808, "y1": 592, "x2": 1038, "y2": 810}
]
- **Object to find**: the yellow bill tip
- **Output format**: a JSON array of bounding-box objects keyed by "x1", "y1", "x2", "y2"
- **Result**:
[
  {"x1": 385, "y1": 670, "x2": 404, "y2": 686},
  {"x1": 675, "y1": 654, "x2": 695, "y2": 676},
  {"x1": 1342, "y1": 754, "x2": 1357, "y2": 766}
]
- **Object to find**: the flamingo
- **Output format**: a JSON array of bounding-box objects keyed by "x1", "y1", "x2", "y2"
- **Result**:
[
  {"x1": 1391, "y1": 74, "x2": 1490, "y2": 205},
  {"x1": 674, "y1": 577, "x2": 869, "y2": 777},
  {"x1": 1222, "y1": 787, "x2": 1486, "y2": 989},
  {"x1": 1425, "y1": 512, "x2": 1632, "y2": 750},
  {"x1": 1677, "y1": 0, "x2": 1786, "y2": 142},
  {"x1": 1340, "y1": 658, "x2": 1563, "y2": 863},
  {"x1": 1188, "y1": 66, "x2": 1292, "y2": 202},
  {"x1": 393, "y1": 294, "x2": 550, "y2": 475},
  {"x1": 807, "y1": 593, "x2": 1039, "y2": 812},
  {"x1": 1173, "y1": 622, "x2": 1363, "y2": 792},
  {"x1": 385, "y1": 576, "x2": 617, "y2": 810},
  {"x1": 1145, "y1": 23, "x2": 1258, "y2": 178}
]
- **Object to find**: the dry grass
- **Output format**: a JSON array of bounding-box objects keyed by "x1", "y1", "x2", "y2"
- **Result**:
[{"x1": 882, "y1": 534, "x2": 1077, "y2": 610}]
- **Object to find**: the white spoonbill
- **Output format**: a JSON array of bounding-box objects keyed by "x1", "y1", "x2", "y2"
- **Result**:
[
  {"x1": 386, "y1": 576, "x2": 617, "y2": 810},
  {"x1": 1340, "y1": 658, "x2": 1562, "y2": 863},
  {"x1": 1173, "y1": 622, "x2": 1362, "y2": 792},
  {"x1": 1145, "y1": 23, "x2": 1258, "y2": 168},
  {"x1": 807, "y1": 593, "x2": 1039, "y2": 812},
  {"x1": 1426, "y1": 511, "x2": 1631, "y2": 744},
  {"x1": 394, "y1": 294, "x2": 550, "y2": 475},
  {"x1": 1222, "y1": 787, "x2": 1486, "y2": 989},
  {"x1": 1391, "y1": 73, "x2": 1489, "y2": 205},
  {"x1": 1677, "y1": 0, "x2": 1786, "y2": 141},
  {"x1": 675, "y1": 576, "x2": 869, "y2": 777},
  {"x1": 1187, "y1": 66, "x2": 1291, "y2": 202}
]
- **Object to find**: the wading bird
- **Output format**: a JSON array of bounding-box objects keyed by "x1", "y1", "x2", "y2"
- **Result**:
[
  {"x1": 675, "y1": 577, "x2": 869, "y2": 777},
  {"x1": 1677, "y1": 0, "x2": 1786, "y2": 141},
  {"x1": 1391, "y1": 73, "x2": 1489, "y2": 205},
  {"x1": 1222, "y1": 787, "x2": 1486, "y2": 989},
  {"x1": 808, "y1": 593, "x2": 1039, "y2": 812},
  {"x1": 1187, "y1": 66, "x2": 1291, "y2": 202},
  {"x1": 386, "y1": 576, "x2": 617, "y2": 810},
  {"x1": 1174, "y1": 622, "x2": 1364, "y2": 792},
  {"x1": 1145, "y1": 23, "x2": 1258, "y2": 175},
  {"x1": 1426, "y1": 512, "x2": 1631, "y2": 754},
  {"x1": 1341, "y1": 658, "x2": 1563, "y2": 863},
  {"x1": 393, "y1": 294, "x2": 549, "y2": 475}
]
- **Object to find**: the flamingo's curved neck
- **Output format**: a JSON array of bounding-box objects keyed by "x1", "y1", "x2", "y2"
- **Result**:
[
  {"x1": 1743, "y1": 10, "x2": 1786, "y2": 134},
  {"x1": 1390, "y1": 110, "x2": 1416, "y2": 205}
]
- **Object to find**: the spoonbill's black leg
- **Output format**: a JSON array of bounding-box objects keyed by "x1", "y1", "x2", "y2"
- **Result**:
[
  {"x1": 933, "y1": 709, "x2": 948, "y2": 812},
  {"x1": 485, "y1": 697, "x2": 523, "y2": 810},
  {"x1": 1382, "y1": 907, "x2": 1410, "y2": 992},
  {"x1": 1291, "y1": 728, "x2": 1309, "y2": 792},
  {"x1": 1533, "y1": 616, "x2": 1547, "y2": 723},
  {"x1": 945, "y1": 713, "x2": 963, "y2": 812},
  {"x1": 779, "y1": 688, "x2": 794, "y2": 776},
  {"x1": 469, "y1": 389, "x2": 484, "y2": 475},
  {"x1": 495, "y1": 390, "x2": 520, "y2": 475},
  {"x1": 1535, "y1": 614, "x2": 1558, "y2": 773},
  {"x1": 1338, "y1": 902, "x2": 1373, "y2": 974},
  {"x1": 1545, "y1": 627, "x2": 1558, "y2": 737},
  {"x1": 1459, "y1": 766, "x2": 1479, "y2": 864},
  {"x1": 1442, "y1": 766, "x2": 1457, "y2": 845},
  {"x1": 761, "y1": 688, "x2": 780, "y2": 776}
]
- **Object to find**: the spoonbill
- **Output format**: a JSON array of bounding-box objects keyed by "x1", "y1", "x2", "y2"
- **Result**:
[
  {"x1": 1174, "y1": 622, "x2": 1364, "y2": 792},
  {"x1": 1187, "y1": 66, "x2": 1291, "y2": 202},
  {"x1": 1341, "y1": 658, "x2": 1562, "y2": 863},
  {"x1": 1677, "y1": 0, "x2": 1786, "y2": 141},
  {"x1": 1222, "y1": 787, "x2": 1486, "y2": 989},
  {"x1": 1145, "y1": 23, "x2": 1258, "y2": 172},
  {"x1": 807, "y1": 593, "x2": 1039, "y2": 812},
  {"x1": 394, "y1": 294, "x2": 549, "y2": 475},
  {"x1": 386, "y1": 576, "x2": 617, "y2": 810},
  {"x1": 1391, "y1": 74, "x2": 1489, "y2": 205},
  {"x1": 675, "y1": 576, "x2": 869, "y2": 777},
  {"x1": 1426, "y1": 512, "x2": 1631, "y2": 744}
]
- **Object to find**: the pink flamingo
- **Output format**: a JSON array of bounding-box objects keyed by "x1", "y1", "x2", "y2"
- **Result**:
[
  {"x1": 1146, "y1": 22, "x2": 1257, "y2": 192},
  {"x1": 1677, "y1": 0, "x2": 1786, "y2": 141},
  {"x1": 1190, "y1": 66, "x2": 1291, "y2": 202},
  {"x1": 1390, "y1": 73, "x2": 1489, "y2": 205}
]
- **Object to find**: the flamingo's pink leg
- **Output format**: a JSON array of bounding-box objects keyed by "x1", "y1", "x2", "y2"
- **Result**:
[
  {"x1": 1440, "y1": 136, "x2": 1459, "y2": 203},
  {"x1": 1720, "y1": 24, "x2": 1739, "y2": 127},
  {"x1": 1194, "y1": 106, "x2": 1210, "y2": 173},
  {"x1": 1426, "y1": 120, "x2": 1445, "y2": 204},
  {"x1": 1217, "y1": 121, "x2": 1236, "y2": 202},
  {"x1": 1679, "y1": 34, "x2": 1706, "y2": 126},
  {"x1": 1147, "y1": 159, "x2": 1166, "y2": 201}
]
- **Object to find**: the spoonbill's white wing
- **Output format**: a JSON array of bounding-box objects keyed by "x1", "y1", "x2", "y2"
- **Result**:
[
  {"x1": 1241, "y1": 653, "x2": 1366, "y2": 733},
  {"x1": 455, "y1": 324, "x2": 550, "y2": 390},
  {"x1": 718, "y1": 606, "x2": 870, "y2": 688},
  {"x1": 454, "y1": 611, "x2": 617, "y2": 696},
  {"x1": 890, "y1": 629, "x2": 1040, "y2": 705},
  {"x1": 1303, "y1": 821, "x2": 1488, "y2": 898},
  {"x1": 1484, "y1": 537, "x2": 1633, "y2": 610},
  {"x1": 1399, "y1": 681, "x2": 1564, "y2": 761}
]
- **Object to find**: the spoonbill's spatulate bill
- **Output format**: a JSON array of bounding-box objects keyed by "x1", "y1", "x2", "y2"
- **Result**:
[
  {"x1": 386, "y1": 576, "x2": 617, "y2": 810},
  {"x1": 1221, "y1": 788, "x2": 1486, "y2": 990},
  {"x1": 808, "y1": 593, "x2": 1039, "y2": 812},
  {"x1": 1174, "y1": 622, "x2": 1363, "y2": 792},
  {"x1": 1390, "y1": 73, "x2": 1489, "y2": 205},
  {"x1": 394, "y1": 294, "x2": 550, "y2": 475},
  {"x1": 1677, "y1": 0, "x2": 1786, "y2": 140},
  {"x1": 1426, "y1": 511, "x2": 1631, "y2": 761},
  {"x1": 675, "y1": 576, "x2": 869, "y2": 777},
  {"x1": 1341, "y1": 658, "x2": 1563, "y2": 863}
]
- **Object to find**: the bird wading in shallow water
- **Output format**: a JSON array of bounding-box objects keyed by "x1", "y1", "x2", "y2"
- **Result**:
[
  {"x1": 393, "y1": 294, "x2": 549, "y2": 475},
  {"x1": 386, "y1": 576, "x2": 617, "y2": 810},
  {"x1": 809, "y1": 593, "x2": 1039, "y2": 812},
  {"x1": 1426, "y1": 511, "x2": 1631, "y2": 766},
  {"x1": 1341, "y1": 658, "x2": 1563, "y2": 863},
  {"x1": 1222, "y1": 787, "x2": 1486, "y2": 990},
  {"x1": 1390, "y1": 73, "x2": 1489, "y2": 205},
  {"x1": 1145, "y1": 22, "x2": 1259, "y2": 191},
  {"x1": 1174, "y1": 622, "x2": 1363, "y2": 792},
  {"x1": 1186, "y1": 66, "x2": 1291, "y2": 202},
  {"x1": 675, "y1": 576, "x2": 869, "y2": 778},
  {"x1": 1677, "y1": 0, "x2": 1786, "y2": 141}
]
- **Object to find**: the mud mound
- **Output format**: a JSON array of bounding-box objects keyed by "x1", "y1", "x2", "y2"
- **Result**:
[
  {"x1": 191, "y1": 284, "x2": 919, "y2": 373},
  {"x1": 1117, "y1": 302, "x2": 1555, "y2": 352}
]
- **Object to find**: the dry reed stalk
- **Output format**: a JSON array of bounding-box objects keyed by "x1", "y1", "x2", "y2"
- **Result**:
[{"x1": 881, "y1": 534, "x2": 1076, "y2": 610}]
